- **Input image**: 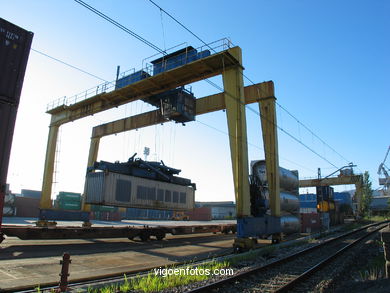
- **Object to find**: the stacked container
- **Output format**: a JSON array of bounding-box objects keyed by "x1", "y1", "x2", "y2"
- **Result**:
[
  {"x1": 90, "y1": 204, "x2": 120, "y2": 221},
  {"x1": 125, "y1": 207, "x2": 173, "y2": 220},
  {"x1": 298, "y1": 193, "x2": 322, "y2": 233},
  {"x1": 15, "y1": 193, "x2": 40, "y2": 217},
  {"x1": 55, "y1": 191, "x2": 81, "y2": 211}
]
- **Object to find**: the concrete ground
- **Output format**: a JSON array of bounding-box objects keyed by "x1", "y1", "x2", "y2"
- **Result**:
[{"x1": 0, "y1": 217, "x2": 236, "y2": 291}]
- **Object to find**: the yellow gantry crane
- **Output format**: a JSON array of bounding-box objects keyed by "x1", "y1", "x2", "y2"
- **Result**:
[
  {"x1": 40, "y1": 43, "x2": 281, "y2": 250},
  {"x1": 299, "y1": 172, "x2": 363, "y2": 215}
]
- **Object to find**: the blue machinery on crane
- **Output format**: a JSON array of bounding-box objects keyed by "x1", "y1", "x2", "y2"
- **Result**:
[{"x1": 38, "y1": 40, "x2": 281, "y2": 251}]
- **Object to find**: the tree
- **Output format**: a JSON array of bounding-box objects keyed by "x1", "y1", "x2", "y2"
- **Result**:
[{"x1": 360, "y1": 171, "x2": 373, "y2": 217}]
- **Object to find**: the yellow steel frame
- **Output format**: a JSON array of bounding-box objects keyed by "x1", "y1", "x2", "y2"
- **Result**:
[{"x1": 41, "y1": 46, "x2": 280, "y2": 226}]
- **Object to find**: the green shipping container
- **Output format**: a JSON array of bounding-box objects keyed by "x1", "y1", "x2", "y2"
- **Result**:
[
  {"x1": 58, "y1": 201, "x2": 81, "y2": 210},
  {"x1": 91, "y1": 205, "x2": 117, "y2": 212},
  {"x1": 57, "y1": 191, "x2": 82, "y2": 202}
]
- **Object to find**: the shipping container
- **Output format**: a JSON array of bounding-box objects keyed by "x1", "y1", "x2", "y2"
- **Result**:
[
  {"x1": 185, "y1": 207, "x2": 212, "y2": 221},
  {"x1": 85, "y1": 171, "x2": 195, "y2": 210},
  {"x1": 57, "y1": 191, "x2": 81, "y2": 202},
  {"x1": 21, "y1": 189, "x2": 41, "y2": 199},
  {"x1": 251, "y1": 160, "x2": 299, "y2": 194},
  {"x1": 39, "y1": 209, "x2": 89, "y2": 221},
  {"x1": 14, "y1": 196, "x2": 40, "y2": 217},
  {"x1": 0, "y1": 19, "x2": 33, "y2": 229},
  {"x1": 0, "y1": 18, "x2": 33, "y2": 105},
  {"x1": 299, "y1": 193, "x2": 317, "y2": 202},
  {"x1": 300, "y1": 213, "x2": 321, "y2": 233},
  {"x1": 0, "y1": 103, "x2": 17, "y2": 199},
  {"x1": 300, "y1": 207, "x2": 317, "y2": 214},
  {"x1": 91, "y1": 204, "x2": 117, "y2": 212},
  {"x1": 125, "y1": 207, "x2": 173, "y2": 220},
  {"x1": 57, "y1": 201, "x2": 81, "y2": 210}
]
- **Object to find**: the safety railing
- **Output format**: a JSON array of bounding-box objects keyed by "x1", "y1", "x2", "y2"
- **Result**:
[{"x1": 46, "y1": 38, "x2": 233, "y2": 112}]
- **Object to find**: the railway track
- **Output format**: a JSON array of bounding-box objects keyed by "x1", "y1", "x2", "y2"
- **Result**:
[
  {"x1": 188, "y1": 221, "x2": 388, "y2": 293},
  {"x1": 4, "y1": 222, "x2": 385, "y2": 292},
  {"x1": 0, "y1": 233, "x2": 235, "y2": 293}
]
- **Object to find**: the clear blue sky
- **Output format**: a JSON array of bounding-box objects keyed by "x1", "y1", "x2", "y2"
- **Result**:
[{"x1": 2, "y1": 0, "x2": 389, "y2": 201}]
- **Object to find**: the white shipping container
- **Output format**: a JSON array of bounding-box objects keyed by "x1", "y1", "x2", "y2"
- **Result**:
[{"x1": 85, "y1": 172, "x2": 195, "y2": 211}]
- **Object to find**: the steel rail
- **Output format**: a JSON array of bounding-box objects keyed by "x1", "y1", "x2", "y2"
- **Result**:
[
  {"x1": 274, "y1": 224, "x2": 386, "y2": 292},
  {"x1": 2, "y1": 233, "x2": 236, "y2": 293},
  {"x1": 187, "y1": 221, "x2": 388, "y2": 293}
]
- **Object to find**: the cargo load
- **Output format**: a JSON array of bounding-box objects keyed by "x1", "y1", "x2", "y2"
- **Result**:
[{"x1": 85, "y1": 155, "x2": 195, "y2": 211}]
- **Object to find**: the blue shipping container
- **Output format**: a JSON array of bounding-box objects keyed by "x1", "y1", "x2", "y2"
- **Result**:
[{"x1": 333, "y1": 192, "x2": 352, "y2": 206}]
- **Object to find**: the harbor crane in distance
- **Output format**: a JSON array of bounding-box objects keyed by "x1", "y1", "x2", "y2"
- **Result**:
[{"x1": 378, "y1": 146, "x2": 390, "y2": 192}]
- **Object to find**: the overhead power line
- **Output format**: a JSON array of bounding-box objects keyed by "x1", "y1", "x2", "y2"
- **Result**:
[
  {"x1": 31, "y1": 48, "x2": 108, "y2": 82},
  {"x1": 73, "y1": 0, "x2": 165, "y2": 54},
  {"x1": 147, "y1": 0, "x2": 349, "y2": 170},
  {"x1": 71, "y1": 0, "x2": 345, "y2": 171},
  {"x1": 275, "y1": 102, "x2": 351, "y2": 164}
]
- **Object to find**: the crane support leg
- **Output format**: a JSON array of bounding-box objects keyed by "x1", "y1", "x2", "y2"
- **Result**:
[
  {"x1": 222, "y1": 47, "x2": 250, "y2": 218},
  {"x1": 259, "y1": 97, "x2": 281, "y2": 217},
  {"x1": 81, "y1": 137, "x2": 101, "y2": 212},
  {"x1": 259, "y1": 97, "x2": 281, "y2": 243},
  {"x1": 40, "y1": 124, "x2": 59, "y2": 210}
]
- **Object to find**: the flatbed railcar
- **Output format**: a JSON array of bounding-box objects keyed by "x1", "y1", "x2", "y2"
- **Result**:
[{"x1": 0, "y1": 222, "x2": 236, "y2": 243}]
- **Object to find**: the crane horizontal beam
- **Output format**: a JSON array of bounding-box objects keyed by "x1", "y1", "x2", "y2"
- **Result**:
[
  {"x1": 299, "y1": 175, "x2": 362, "y2": 187},
  {"x1": 91, "y1": 81, "x2": 275, "y2": 138},
  {"x1": 48, "y1": 48, "x2": 242, "y2": 126}
]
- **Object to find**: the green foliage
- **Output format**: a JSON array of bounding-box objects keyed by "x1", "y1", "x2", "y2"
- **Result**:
[
  {"x1": 360, "y1": 171, "x2": 373, "y2": 217},
  {"x1": 86, "y1": 260, "x2": 231, "y2": 293}
]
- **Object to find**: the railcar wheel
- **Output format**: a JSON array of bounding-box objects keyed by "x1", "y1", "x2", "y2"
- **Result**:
[
  {"x1": 156, "y1": 233, "x2": 165, "y2": 241},
  {"x1": 140, "y1": 233, "x2": 150, "y2": 242}
]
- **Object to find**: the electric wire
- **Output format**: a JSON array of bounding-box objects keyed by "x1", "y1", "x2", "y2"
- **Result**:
[
  {"x1": 73, "y1": 0, "x2": 165, "y2": 54},
  {"x1": 146, "y1": 0, "x2": 349, "y2": 170},
  {"x1": 71, "y1": 0, "x2": 347, "y2": 172},
  {"x1": 196, "y1": 119, "x2": 315, "y2": 173},
  {"x1": 275, "y1": 102, "x2": 351, "y2": 164},
  {"x1": 31, "y1": 48, "x2": 107, "y2": 82}
]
